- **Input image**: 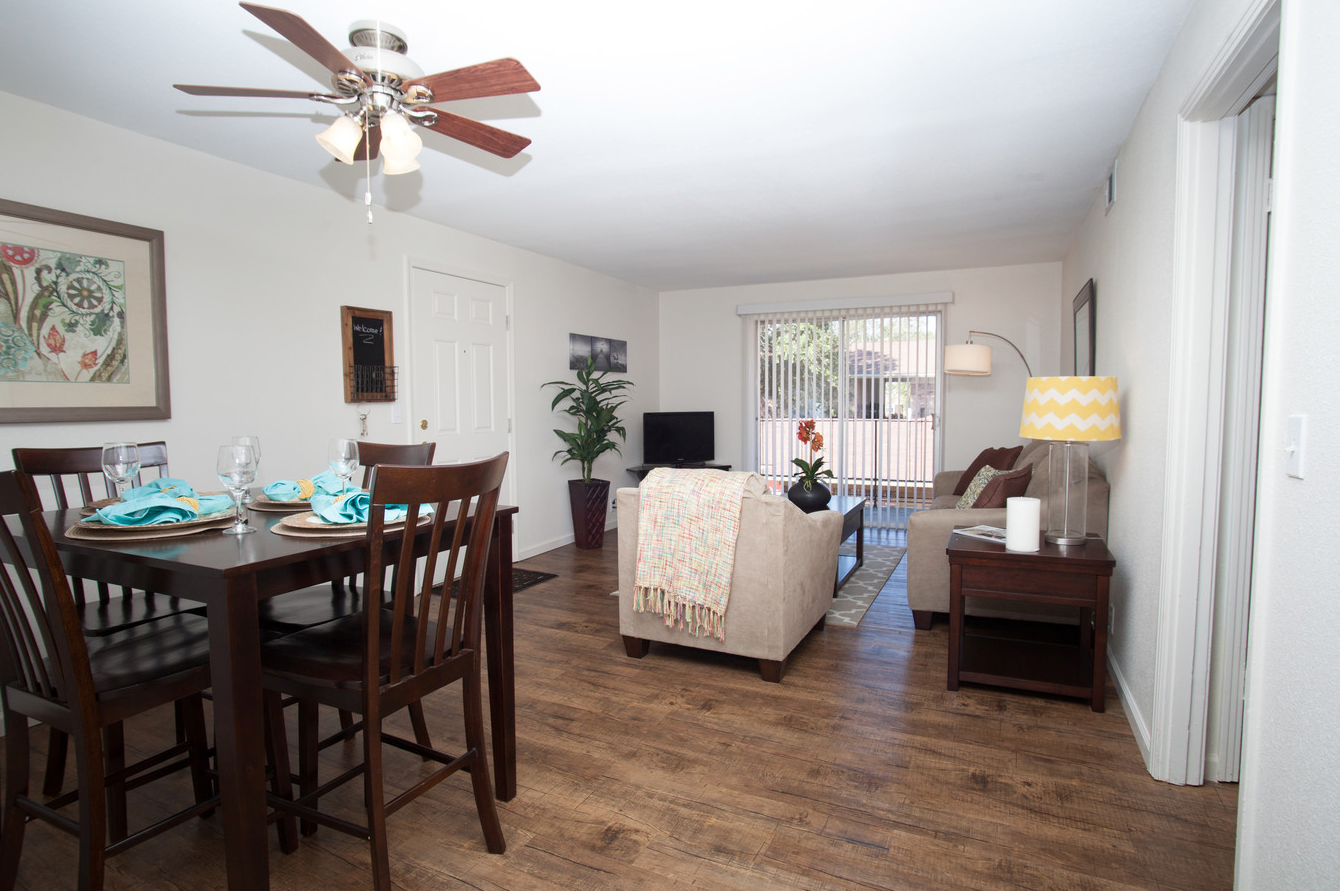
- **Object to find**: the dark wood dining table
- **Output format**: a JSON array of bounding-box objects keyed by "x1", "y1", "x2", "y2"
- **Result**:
[{"x1": 42, "y1": 501, "x2": 519, "y2": 891}]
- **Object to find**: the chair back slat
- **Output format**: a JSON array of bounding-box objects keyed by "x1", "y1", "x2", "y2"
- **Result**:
[
  {"x1": 0, "y1": 471, "x2": 96, "y2": 709},
  {"x1": 10, "y1": 443, "x2": 171, "y2": 609},
  {"x1": 357, "y1": 441, "x2": 436, "y2": 487},
  {"x1": 363, "y1": 455, "x2": 506, "y2": 692}
]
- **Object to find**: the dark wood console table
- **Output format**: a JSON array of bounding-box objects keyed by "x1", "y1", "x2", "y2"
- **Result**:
[
  {"x1": 627, "y1": 462, "x2": 731, "y2": 481},
  {"x1": 946, "y1": 531, "x2": 1115, "y2": 711}
]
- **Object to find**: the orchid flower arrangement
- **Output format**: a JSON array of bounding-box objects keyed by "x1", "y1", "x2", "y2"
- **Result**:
[{"x1": 791, "y1": 419, "x2": 835, "y2": 492}]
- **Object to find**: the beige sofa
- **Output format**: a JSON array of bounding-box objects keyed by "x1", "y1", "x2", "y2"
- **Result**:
[
  {"x1": 617, "y1": 478, "x2": 841, "y2": 682},
  {"x1": 906, "y1": 440, "x2": 1109, "y2": 629}
]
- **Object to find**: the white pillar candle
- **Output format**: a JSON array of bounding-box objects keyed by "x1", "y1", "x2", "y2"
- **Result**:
[{"x1": 1006, "y1": 496, "x2": 1041, "y2": 552}]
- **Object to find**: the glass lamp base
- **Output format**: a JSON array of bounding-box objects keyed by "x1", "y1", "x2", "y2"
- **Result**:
[{"x1": 1045, "y1": 441, "x2": 1090, "y2": 547}]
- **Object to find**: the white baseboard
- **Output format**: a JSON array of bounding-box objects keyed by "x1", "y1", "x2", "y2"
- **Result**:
[{"x1": 1108, "y1": 650, "x2": 1153, "y2": 770}]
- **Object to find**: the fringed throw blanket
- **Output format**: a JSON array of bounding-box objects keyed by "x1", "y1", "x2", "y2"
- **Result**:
[{"x1": 633, "y1": 468, "x2": 763, "y2": 641}]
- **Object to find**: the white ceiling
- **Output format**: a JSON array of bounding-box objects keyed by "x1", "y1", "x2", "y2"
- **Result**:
[{"x1": 2, "y1": 0, "x2": 1193, "y2": 292}]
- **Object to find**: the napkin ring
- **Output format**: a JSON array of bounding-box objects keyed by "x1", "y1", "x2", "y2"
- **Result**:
[
  {"x1": 297, "y1": 479, "x2": 316, "y2": 500},
  {"x1": 175, "y1": 496, "x2": 200, "y2": 511}
]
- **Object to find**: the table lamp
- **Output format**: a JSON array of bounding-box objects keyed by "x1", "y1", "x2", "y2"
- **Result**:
[{"x1": 1019, "y1": 376, "x2": 1121, "y2": 545}]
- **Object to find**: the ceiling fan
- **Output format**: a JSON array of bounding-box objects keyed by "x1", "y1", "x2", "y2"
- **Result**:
[{"x1": 174, "y1": 2, "x2": 540, "y2": 174}]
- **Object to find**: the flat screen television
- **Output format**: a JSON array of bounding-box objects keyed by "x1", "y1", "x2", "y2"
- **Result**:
[{"x1": 643, "y1": 411, "x2": 714, "y2": 466}]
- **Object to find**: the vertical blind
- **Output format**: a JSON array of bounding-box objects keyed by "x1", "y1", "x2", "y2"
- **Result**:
[{"x1": 749, "y1": 303, "x2": 942, "y2": 530}]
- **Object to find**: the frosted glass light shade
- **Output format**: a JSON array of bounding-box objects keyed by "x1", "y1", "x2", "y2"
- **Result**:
[
  {"x1": 315, "y1": 115, "x2": 364, "y2": 164},
  {"x1": 944, "y1": 343, "x2": 991, "y2": 375},
  {"x1": 381, "y1": 152, "x2": 420, "y2": 175},
  {"x1": 379, "y1": 111, "x2": 423, "y2": 157}
]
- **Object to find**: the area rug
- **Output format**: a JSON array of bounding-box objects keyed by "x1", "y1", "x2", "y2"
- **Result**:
[
  {"x1": 513, "y1": 568, "x2": 558, "y2": 593},
  {"x1": 827, "y1": 545, "x2": 906, "y2": 627}
]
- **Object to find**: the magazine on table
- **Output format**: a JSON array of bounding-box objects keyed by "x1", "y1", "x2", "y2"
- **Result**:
[{"x1": 953, "y1": 524, "x2": 1008, "y2": 544}]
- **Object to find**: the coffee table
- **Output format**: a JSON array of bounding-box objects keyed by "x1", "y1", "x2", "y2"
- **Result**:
[
  {"x1": 830, "y1": 495, "x2": 866, "y2": 589},
  {"x1": 946, "y1": 530, "x2": 1115, "y2": 711}
]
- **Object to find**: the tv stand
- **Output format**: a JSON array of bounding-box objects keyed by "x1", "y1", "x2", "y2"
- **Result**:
[{"x1": 628, "y1": 462, "x2": 731, "y2": 481}]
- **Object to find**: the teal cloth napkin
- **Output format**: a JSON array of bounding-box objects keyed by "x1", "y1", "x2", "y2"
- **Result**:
[
  {"x1": 124, "y1": 477, "x2": 197, "y2": 501},
  {"x1": 93, "y1": 492, "x2": 233, "y2": 526},
  {"x1": 309, "y1": 491, "x2": 423, "y2": 525},
  {"x1": 263, "y1": 469, "x2": 345, "y2": 502}
]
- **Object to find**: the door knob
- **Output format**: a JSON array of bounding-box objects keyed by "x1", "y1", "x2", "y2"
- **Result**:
[{"x1": 420, "y1": 420, "x2": 428, "y2": 430}]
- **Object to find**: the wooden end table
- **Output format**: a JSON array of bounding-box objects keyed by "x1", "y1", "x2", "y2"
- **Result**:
[{"x1": 946, "y1": 531, "x2": 1115, "y2": 711}]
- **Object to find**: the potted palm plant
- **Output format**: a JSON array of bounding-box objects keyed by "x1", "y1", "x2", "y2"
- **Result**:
[{"x1": 543, "y1": 357, "x2": 634, "y2": 549}]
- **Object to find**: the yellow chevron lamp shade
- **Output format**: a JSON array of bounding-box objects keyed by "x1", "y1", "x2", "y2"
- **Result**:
[{"x1": 1019, "y1": 376, "x2": 1121, "y2": 442}]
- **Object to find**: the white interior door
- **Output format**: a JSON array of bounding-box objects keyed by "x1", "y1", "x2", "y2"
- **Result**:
[{"x1": 408, "y1": 265, "x2": 515, "y2": 508}]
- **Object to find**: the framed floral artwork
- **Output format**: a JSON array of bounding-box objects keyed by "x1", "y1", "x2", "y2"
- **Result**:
[{"x1": 0, "y1": 199, "x2": 170, "y2": 422}]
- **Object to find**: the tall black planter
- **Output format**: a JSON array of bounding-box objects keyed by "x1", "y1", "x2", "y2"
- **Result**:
[{"x1": 568, "y1": 478, "x2": 611, "y2": 549}]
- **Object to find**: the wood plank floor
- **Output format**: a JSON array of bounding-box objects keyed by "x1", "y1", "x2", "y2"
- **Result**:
[{"x1": 2, "y1": 529, "x2": 1238, "y2": 890}]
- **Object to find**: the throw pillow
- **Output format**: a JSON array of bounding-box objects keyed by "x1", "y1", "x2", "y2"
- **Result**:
[
  {"x1": 971, "y1": 464, "x2": 1034, "y2": 509},
  {"x1": 955, "y1": 466, "x2": 1005, "y2": 509},
  {"x1": 953, "y1": 445, "x2": 1024, "y2": 495}
]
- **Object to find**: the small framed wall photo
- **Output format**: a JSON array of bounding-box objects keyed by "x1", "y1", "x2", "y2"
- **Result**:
[{"x1": 1073, "y1": 279, "x2": 1096, "y2": 376}]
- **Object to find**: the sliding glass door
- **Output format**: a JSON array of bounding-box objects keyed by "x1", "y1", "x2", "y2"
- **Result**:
[{"x1": 750, "y1": 304, "x2": 942, "y2": 530}]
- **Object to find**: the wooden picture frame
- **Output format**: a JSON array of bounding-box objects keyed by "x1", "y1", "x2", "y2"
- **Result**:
[
  {"x1": 0, "y1": 198, "x2": 170, "y2": 422},
  {"x1": 1073, "y1": 278, "x2": 1096, "y2": 376},
  {"x1": 340, "y1": 305, "x2": 396, "y2": 402}
]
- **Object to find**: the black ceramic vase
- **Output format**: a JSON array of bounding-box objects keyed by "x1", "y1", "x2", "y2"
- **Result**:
[{"x1": 787, "y1": 480, "x2": 832, "y2": 513}]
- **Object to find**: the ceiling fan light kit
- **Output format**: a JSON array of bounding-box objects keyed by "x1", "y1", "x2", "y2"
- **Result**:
[
  {"x1": 315, "y1": 114, "x2": 364, "y2": 164},
  {"x1": 174, "y1": 2, "x2": 540, "y2": 216}
]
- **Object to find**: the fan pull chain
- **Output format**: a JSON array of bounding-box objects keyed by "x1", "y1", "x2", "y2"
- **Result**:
[{"x1": 365, "y1": 139, "x2": 374, "y2": 224}]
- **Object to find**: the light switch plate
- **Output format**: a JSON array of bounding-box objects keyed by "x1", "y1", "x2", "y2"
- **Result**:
[
  {"x1": 391, "y1": 402, "x2": 403, "y2": 425},
  {"x1": 1286, "y1": 414, "x2": 1306, "y2": 479}
]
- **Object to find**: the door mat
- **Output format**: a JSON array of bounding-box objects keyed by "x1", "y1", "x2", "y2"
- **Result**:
[{"x1": 513, "y1": 568, "x2": 558, "y2": 593}]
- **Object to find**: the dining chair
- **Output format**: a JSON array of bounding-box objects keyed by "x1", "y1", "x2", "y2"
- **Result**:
[
  {"x1": 258, "y1": 442, "x2": 438, "y2": 746},
  {"x1": 261, "y1": 454, "x2": 508, "y2": 891},
  {"x1": 11, "y1": 442, "x2": 194, "y2": 799},
  {"x1": 0, "y1": 470, "x2": 221, "y2": 891},
  {"x1": 257, "y1": 440, "x2": 437, "y2": 634},
  {"x1": 11, "y1": 443, "x2": 192, "y2": 636}
]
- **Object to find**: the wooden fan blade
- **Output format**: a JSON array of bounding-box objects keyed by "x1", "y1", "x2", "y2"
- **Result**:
[
  {"x1": 409, "y1": 58, "x2": 540, "y2": 103},
  {"x1": 240, "y1": 2, "x2": 365, "y2": 82},
  {"x1": 353, "y1": 128, "x2": 381, "y2": 161},
  {"x1": 422, "y1": 110, "x2": 531, "y2": 158},
  {"x1": 174, "y1": 84, "x2": 323, "y2": 99}
]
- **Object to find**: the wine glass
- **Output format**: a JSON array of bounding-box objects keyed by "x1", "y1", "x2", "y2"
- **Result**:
[
  {"x1": 100, "y1": 442, "x2": 141, "y2": 502},
  {"x1": 328, "y1": 438, "x2": 360, "y2": 498},
  {"x1": 232, "y1": 436, "x2": 261, "y2": 504},
  {"x1": 216, "y1": 443, "x2": 258, "y2": 535}
]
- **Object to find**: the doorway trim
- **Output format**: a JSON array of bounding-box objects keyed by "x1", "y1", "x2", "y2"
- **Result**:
[{"x1": 1152, "y1": 0, "x2": 1278, "y2": 785}]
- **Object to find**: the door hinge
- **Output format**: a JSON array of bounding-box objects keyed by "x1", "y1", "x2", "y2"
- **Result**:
[
  {"x1": 506, "y1": 314, "x2": 511, "y2": 332},
  {"x1": 1266, "y1": 177, "x2": 1274, "y2": 213},
  {"x1": 508, "y1": 418, "x2": 513, "y2": 433}
]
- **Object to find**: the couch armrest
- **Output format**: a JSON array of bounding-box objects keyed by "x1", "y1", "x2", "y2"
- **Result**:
[
  {"x1": 932, "y1": 470, "x2": 963, "y2": 500},
  {"x1": 906, "y1": 506, "x2": 1007, "y2": 614}
]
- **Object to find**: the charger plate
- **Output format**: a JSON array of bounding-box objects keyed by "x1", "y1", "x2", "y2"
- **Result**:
[
  {"x1": 66, "y1": 513, "x2": 238, "y2": 542},
  {"x1": 250, "y1": 492, "x2": 312, "y2": 512},
  {"x1": 276, "y1": 510, "x2": 433, "y2": 534}
]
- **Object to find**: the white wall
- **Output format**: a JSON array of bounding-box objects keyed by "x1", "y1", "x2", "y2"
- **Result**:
[
  {"x1": 1235, "y1": 1, "x2": 1340, "y2": 887},
  {"x1": 0, "y1": 91, "x2": 659, "y2": 559},
  {"x1": 659, "y1": 262, "x2": 1062, "y2": 472},
  {"x1": 1061, "y1": 0, "x2": 1267, "y2": 762}
]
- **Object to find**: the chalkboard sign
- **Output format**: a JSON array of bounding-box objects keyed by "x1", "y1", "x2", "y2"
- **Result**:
[{"x1": 341, "y1": 305, "x2": 396, "y2": 402}]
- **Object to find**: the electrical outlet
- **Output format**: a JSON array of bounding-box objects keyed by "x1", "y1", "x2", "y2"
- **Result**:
[{"x1": 610, "y1": 497, "x2": 617, "y2": 510}]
